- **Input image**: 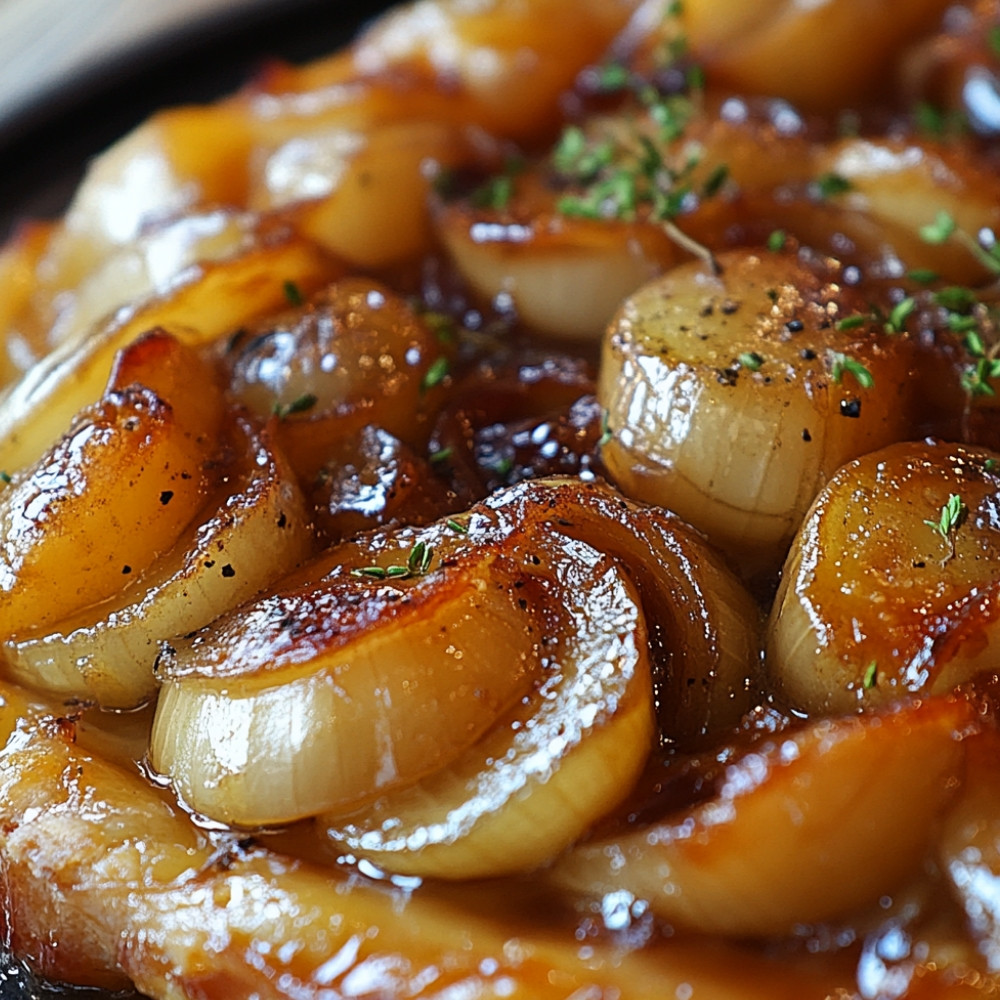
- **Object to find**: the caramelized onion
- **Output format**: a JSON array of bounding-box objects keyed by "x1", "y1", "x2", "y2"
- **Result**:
[
  {"x1": 319, "y1": 537, "x2": 652, "y2": 878},
  {"x1": 598, "y1": 249, "x2": 923, "y2": 576},
  {"x1": 225, "y1": 277, "x2": 449, "y2": 484},
  {"x1": 938, "y1": 719, "x2": 1000, "y2": 972},
  {"x1": 0, "y1": 334, "x2": 221, "y2": 639},
  {"x1": 657, "y1": 0, "x2": 951, "y2": 111},
  {"x1": 2, "y1": 415, "x2": 312, "y2": 709},
  {"x1": 767, "y1": 439, "x2": 1000, "y2": 716},
  {"x1": 550, "y1": 694, "x2": 978, "y2": 936},
  {"x1": 151, "y1": 476, "x2": 757, "y2": 866},
  {"x1": 150, "y1": 548, "x2": 550, "y2": 826},
  {"x1": 0, "y1": 224, "x2": 340, "y2": 476}
]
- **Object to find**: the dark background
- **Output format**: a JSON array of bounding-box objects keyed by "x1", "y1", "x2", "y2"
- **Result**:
[{"x1": 0, "y1": 3, "x2": 391, "y2": 997}]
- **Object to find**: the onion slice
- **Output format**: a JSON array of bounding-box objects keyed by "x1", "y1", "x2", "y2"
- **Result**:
[
  {"x1": 766, "y1": 439, "x2": 1000, "y2": 715},
  {"x1": 2, "y1": 416, "x2": 313, "y2": 710},
  {"x1": 319, "y1": 540, "x2": 653, "y2": 879},
  {"x1": 549, "y1": 693, "x2": 978, "y2": 936},
  {"x1": 150, "y1": 549, "x2": 551, "y2": 827}
]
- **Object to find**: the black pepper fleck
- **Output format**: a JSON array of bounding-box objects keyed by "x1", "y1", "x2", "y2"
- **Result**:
[
  {"x1": 221, "y1": 564, "x2": 236, "y2": 578},
  {"x1": 840, "y1": 398, "x2": 862, "y2": 418}
]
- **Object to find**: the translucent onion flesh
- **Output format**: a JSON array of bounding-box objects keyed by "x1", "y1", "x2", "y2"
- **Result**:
[
  {"x1": 150, "y1": 552, "x2": 552, "y2": 826},
  {"x1": 2, "y1": 416, "x2": 313, "y2": 709},
  {"x1": 598, "y1": 249, "x2": 923, "y2": 576},
  {"x1": 550, "y1": 693, "x2": 979, "y2": 937},
  {"x1": 319, "y1": 539, "x2": 653, "y2": 879},
  {"x1": 767, "y1": 439, "x2": 1000, "y2": 716}
]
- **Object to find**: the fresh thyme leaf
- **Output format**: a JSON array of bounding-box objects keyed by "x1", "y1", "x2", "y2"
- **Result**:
[
  {"x1": 406, "y1": 540, "x2": 434, "y2": 575},
  {"x1": 492, "y1": 456, "x2": 514, "y2": 478},
  {"x1": 907, "y1": 268, "x2": 939, "y2": 284},
  {"x1": 702, "y1": 163, "x2": 729, "y2": 198},
  {"x1": 933, "y1": 286, "x2": 978, "y2": 312},
  {"x1": 351, "y1": 566, "x2": 388, "y2": 579},
  {"x1": 429, "y1": 446, "x2": 453, "y2": 463},
  {"x1": 283, "y1": 280, "x2": 304, "y2": 306},
  {"x1": 966, "y1": 329, "x2": 987, "y2": 357},
  {"x1": 990, "y1": 23, "x2": 1000, "y2": 59},
  {"x1": 961, "y1": 357, "x2": 1000, "y2": 396},
  {"x1": 471, "y1": 174, "x2": 514, "y2": 211},
  {"x1": 924, "y1": 493, "x2": 967, "y2": 540},
  {"x1": 0, "y1": 470, "x2": 10, "y2": 484},
  {"x1": 885, "y1": 297, "x2": 916, "y2": 334},
  {"x1": 862, "y1": 661, "x2": 878, "y2": 690},
  {"x1": 835, "y1": 314, "x2": 869, "y2": 332},
  {"x1": 949, "y1": 313, "x2": 980, "y2": 334},
  {"x1": 814, "y1": 172, "x2": 852, "y2": 198},
  {"x1": 738, "y1": 351, "x2": 764, "y2": 371},
  {"x1": 599, "y1": 408, "x2": 613, "y2": 447},
  {"x1": 829, "y1": 352, "x2": 874, "y2": 389},
  {"x1": 767, "y1": 229, "x2": 787, "y2": 252},
  {"x1": 594, "y1": 62, "x2": 631, "y2": 92},
  {"x1": 920, "y1": 210, "x2": 956, "y2": 244},
  {"x1": 422, "y1": 356, "x2": 450, "y2": 392},
  {"x1": 272, "y1": 393, "x2": 318, "y2": 420},
  {"x1": 446, "y1": 518, "x2": 469, "y2": 534}
]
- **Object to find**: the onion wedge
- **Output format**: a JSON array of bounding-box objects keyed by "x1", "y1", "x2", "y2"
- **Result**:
[
  {"x1": 598, "y1": 249, "x2": 922, "y2": 575},
  {"x1": 767, "y1": 439, "x2": 1000, "y2": 716},
  {"x1": 0, "y1": 222, "x2": 340, "y2": 476},
  {"x1": 550, "y1": 693, "x2": 979, "y2": 937},
  {"x1": 1, "y1": 415, "x2": 313, "y2": 710}
]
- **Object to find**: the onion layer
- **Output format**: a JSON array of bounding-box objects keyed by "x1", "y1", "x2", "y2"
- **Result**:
[
  {"x1": 150, "y1": 551, "x2": 550, "y2": 827},
  {"x1": 598, "y1": 249, "x2": 922, "y2": 576},
  {"x1": 550, "y1": 693, "x2": 978, "y2": 937},
  {"x1": 319, "y1": 537, "x2": 653, "y2": 879},
  {"x1": 0, "y1": 222, "x2": 340, "y2": 476},
  {"x1": 152, "y1": 476, "x2": 757, "y2": 878},
  {"x1": 2, "y1": 414, "x2": 313, "y2": 710},
  {"x1": 767, "y1": 439, "x2": 1000, "y2": 716}
]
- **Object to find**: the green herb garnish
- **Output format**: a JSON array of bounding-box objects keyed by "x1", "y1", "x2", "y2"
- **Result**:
[
  {"x1": 862, "y1": 661, "x2": 878, "y2": 691},
  {"x1": 885, "y1": 297, "x2": 916, "y2": 334},
  {"x1": 272, "y1": 393, "x2": 318, "y2": 420},
  {"x1": 422, "y1": 357, "x2": 450, "y2": 392},
  {"x1": 814, "y1": 172, "x2": 852, "y2": 199},
  {"x1": 767, "y1": 229, "x2": 787, "y2": 252},
  {"x1": 829, "y1": 352, "x2": 874, "y2": 389},
  {"x1": 924, "y1": 493, "x2": 967, "y2": 541}
]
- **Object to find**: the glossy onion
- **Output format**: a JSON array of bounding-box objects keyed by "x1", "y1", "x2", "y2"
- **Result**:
[
  {"x1": 316, "y1": 522, "x2": 653, "y2": 879},
  {"x1": 767, "y1": 439, "x2": 1000, "y2": 716},
  {"x1": 225, "y1": 277, "x2": 447, "y2": 484},
  {"x1": 598, "y1": 249, "x2": 922, "y2": 575},
  {"x1": 550, "y1": 694, "x2": 978, "y2": 937},
  {"x1": 150, "y1": 544, "x2": 558, "y2": 827},
  {"x1": 2, "y1": 413, "x2": 312, "y2": 710},
  {"x1": 0, "y1": 223, "x2": 340, "y2": 476}
]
